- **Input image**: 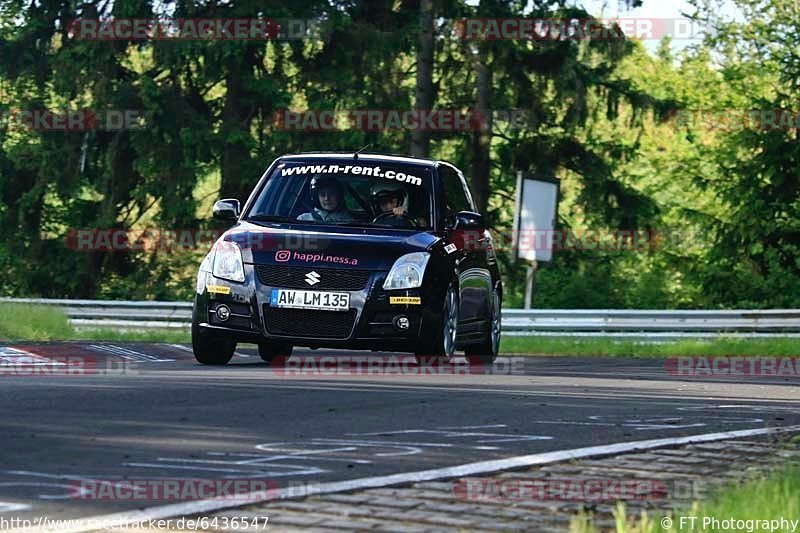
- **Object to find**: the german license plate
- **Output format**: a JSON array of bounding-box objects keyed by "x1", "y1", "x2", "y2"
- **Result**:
[{"x1": 270, "y1": 289, "x2": 350, "y2": 311}]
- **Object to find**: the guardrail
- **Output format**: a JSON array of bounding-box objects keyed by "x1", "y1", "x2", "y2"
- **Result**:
[
  {"x1": 502, "y1": 310, "x2": 800, "y2": 338},
  {"x1": 2, "y1": 298, "x2": 800, "y2": 338}
]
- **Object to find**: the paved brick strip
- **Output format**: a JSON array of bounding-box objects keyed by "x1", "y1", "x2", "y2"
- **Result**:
[{"x1": 112, "y1": 433, "x2": 800, "y2": 532}]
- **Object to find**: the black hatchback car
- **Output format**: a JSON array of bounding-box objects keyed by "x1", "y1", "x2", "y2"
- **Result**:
[{"x1": 192, "y1": 153, "x2": 502, "y2": 365}]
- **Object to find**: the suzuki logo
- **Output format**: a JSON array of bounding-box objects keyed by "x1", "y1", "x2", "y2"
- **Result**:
[{"x1": 305, "y1": 271, "x2": 321, "y2": 286}]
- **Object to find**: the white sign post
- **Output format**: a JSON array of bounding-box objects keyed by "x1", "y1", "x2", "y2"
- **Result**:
[{"x1": 513, "y1": 171, "x2": 559, "y2": 308}]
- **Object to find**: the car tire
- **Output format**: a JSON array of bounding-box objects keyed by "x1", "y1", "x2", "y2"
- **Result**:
[
  {"x1": 192, "y1": 322, "x2": 235, "y2": 365},
  {"x1": 258, "y1": 342, "x2": 293, "y2": 364},
  {"x1": 465, "y1": 286, "x2": 501, "y2": 367},
  {"x1": 415, "y1": 283, "x2": 458, "y2": 364}
]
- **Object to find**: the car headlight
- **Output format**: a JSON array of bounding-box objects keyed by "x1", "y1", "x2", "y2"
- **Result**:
[
  {"x1": 199, "y1": 250, "x2": 214, "y2": 273},
  {"x1": 383, "y1": 252, "x2": 430, "y2": 290},
  {"x1": 196, "y1": 251, "x2": 213, "y2": 293},
  {"x1": 212, "y1": 241, "x2": 245, "y2": 282}
]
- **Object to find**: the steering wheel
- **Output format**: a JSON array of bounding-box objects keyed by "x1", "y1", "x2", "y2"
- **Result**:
[{"x1": 372, "y1": 212, "x2": 417, "y2": 227}]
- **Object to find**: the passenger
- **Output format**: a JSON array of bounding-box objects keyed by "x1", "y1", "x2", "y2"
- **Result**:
[{"x1": 297, "y1": 176, "x2": 356, "y2": 222}]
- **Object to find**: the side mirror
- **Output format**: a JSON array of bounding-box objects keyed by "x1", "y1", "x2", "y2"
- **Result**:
[
  {"x1": 453, "y1": 211, "x2": 485, "y2": 230},
  {"x1": 212, "y1": 199, "x2": 240, "y2": 221}
]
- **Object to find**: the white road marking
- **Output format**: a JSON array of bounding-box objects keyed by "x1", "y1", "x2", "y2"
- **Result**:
[
  {"x1": 14, "y1": 425, "x2": 800, "y2": 533},
  {"x1": 237, "y1": 447, "x2": 372, "y2": 464},
  {"x1": 679, "y1": 404, "x2": 800, "y2": 413},
  {"x1": 440, "y1": 424, "x2": 508, "y2": 430},
  {"x1": 212, "y1": 447, "x2": 358, "y2": 458},
  {"x1": 122, "y1": 462, "x2": 326, "y2": 477},
  {"x1": 350, "y1": 429, "x2": 553, "y2": 443},
  {"x1": 0, "y1": 347, "x2": 35, "y2": 357},
  {"x1": 0, "y1": 501, "x2": 30, "y2": 512},
  {"x1": 0, "y1": 347, "x2": 65, "y2": 366},
  {"x1": 0, "y1": 482, "x2": 82, "y2": 500},
  {"x1": 254, "y1": 439, "x2": 447, "y2": 458},
  {"x1": 533, "y1": 419, "x2": 709, "y2": 430},
  {"x1": 308, "y1": 439, "x2": 437, "y2": 457},
  {"x1": 5, "y1": 469, "x2": 261, "y2": 483},
  {"x1": 221, "y1": 455, "x2": 372, "y2": 465},
  {"x1": 88, "y1": 344, "x2": 174, "y2": 363},
  {"x1": 4, "y1": 470, "x2": 86, "y2": 480},
  {"x1": 165, "y1": 344, "x2": 192, "y2": 353},
  {"x1": 150, "y1": 455, "x2": 355, "y2": 467},
  {"x1": 524, "y1": 415, "x2": 765, "y2": 431},
  {"x1": 2, "y1": 471, "x2": 107, "y2": 501},
  {"x1": 208, "y1": 448, "x2": 372, "y2": 465},
  {"x1": 139, "y1": 444, "x2": 374, "y2": 475},
  {"x1": 314, "y1": 437, "x2": 453, "y2": 447}
]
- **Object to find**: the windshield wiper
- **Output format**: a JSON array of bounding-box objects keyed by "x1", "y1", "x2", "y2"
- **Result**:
[
  {"x1": 246, "y1": 214, "x2": 295, "y2": 223},
  {"x1": 333, "y1": 221, "x2": 420, "y2": 230},
  {"x1": 329, "y1": 222, "x2": 377, "y2": 228}
]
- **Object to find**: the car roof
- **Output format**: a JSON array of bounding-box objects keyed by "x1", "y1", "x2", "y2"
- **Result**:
[{"x1": 280, "y1": 152, "x2": 439, "y2": 167}]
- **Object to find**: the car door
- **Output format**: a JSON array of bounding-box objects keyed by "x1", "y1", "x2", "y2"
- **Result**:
[{"x1": 436, "y1": 163, "x2": 493, "y2": 329}]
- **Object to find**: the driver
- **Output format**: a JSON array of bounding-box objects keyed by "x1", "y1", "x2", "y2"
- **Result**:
[
  {"x1": 370, "y1": 182, "x2": 424, "y2": 227},
  {"x1": 370, "y1": 181, "x2": 409, "y2": 226},
  {"x1": 297, "y1": 176, "x2": 356, "y2": 222}
]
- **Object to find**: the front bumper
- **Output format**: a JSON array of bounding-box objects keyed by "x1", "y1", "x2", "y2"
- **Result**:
[{"x1": 194, "y1": 265, "x2": 439, "y2": 351}]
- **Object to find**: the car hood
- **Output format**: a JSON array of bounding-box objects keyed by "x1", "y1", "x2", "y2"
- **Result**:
[{"x1": 223, "y1": 221, "x2": 439, "y2": 271}]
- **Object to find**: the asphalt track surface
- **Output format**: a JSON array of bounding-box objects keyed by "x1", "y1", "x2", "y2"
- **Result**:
[{"x1": 1, "y1": 342, "x2": 799, "y2": 524}]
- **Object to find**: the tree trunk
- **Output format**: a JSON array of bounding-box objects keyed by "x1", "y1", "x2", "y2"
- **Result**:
[
  {"x1": 471, "y1": 53, "x2": 492, "y2": 214},
  {"x1": 219, "y1": 62, "x2": 253, "y2": 202},
  {"x1": 410, "y1": 0, "x2": 434, "y2": 158}
]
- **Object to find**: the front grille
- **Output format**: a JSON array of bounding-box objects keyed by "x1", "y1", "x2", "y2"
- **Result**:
[
  {"x1": 263, "y1": 307, "x2": 357, "y2": 338},
  {"x1": 255, "y1": 265, "x2": 372, "y2": 291}
]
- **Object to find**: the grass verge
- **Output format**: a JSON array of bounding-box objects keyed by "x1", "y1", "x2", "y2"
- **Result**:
[
  {"x1": 501, "y1": 336, "x2": 800, "y2": 357},
  {"x1": 0, "y1": 303, "x2": 190, "y2": 343},
  {"x1": 0, "y1": 303, "x2": 75, "y2": 340},
  {"x1": 571, "y1": 466, "x2": 800, "y2": 532},
  {"x1": 74, "y1": 328, "x2": 190, "y2": 343}
]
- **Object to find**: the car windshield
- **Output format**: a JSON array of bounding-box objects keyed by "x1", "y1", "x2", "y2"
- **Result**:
[{"x1": 246, "y1": 159, "x2": 434, "y2": 229}]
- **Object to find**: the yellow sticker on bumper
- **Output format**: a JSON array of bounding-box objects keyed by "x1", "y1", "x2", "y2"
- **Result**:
[
  {"x1": 207, "y1": 284, "x2": 231, "y2": 295},
  {"x1": 390, "y1": 296, "x2": 421, "y2": 305}
]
